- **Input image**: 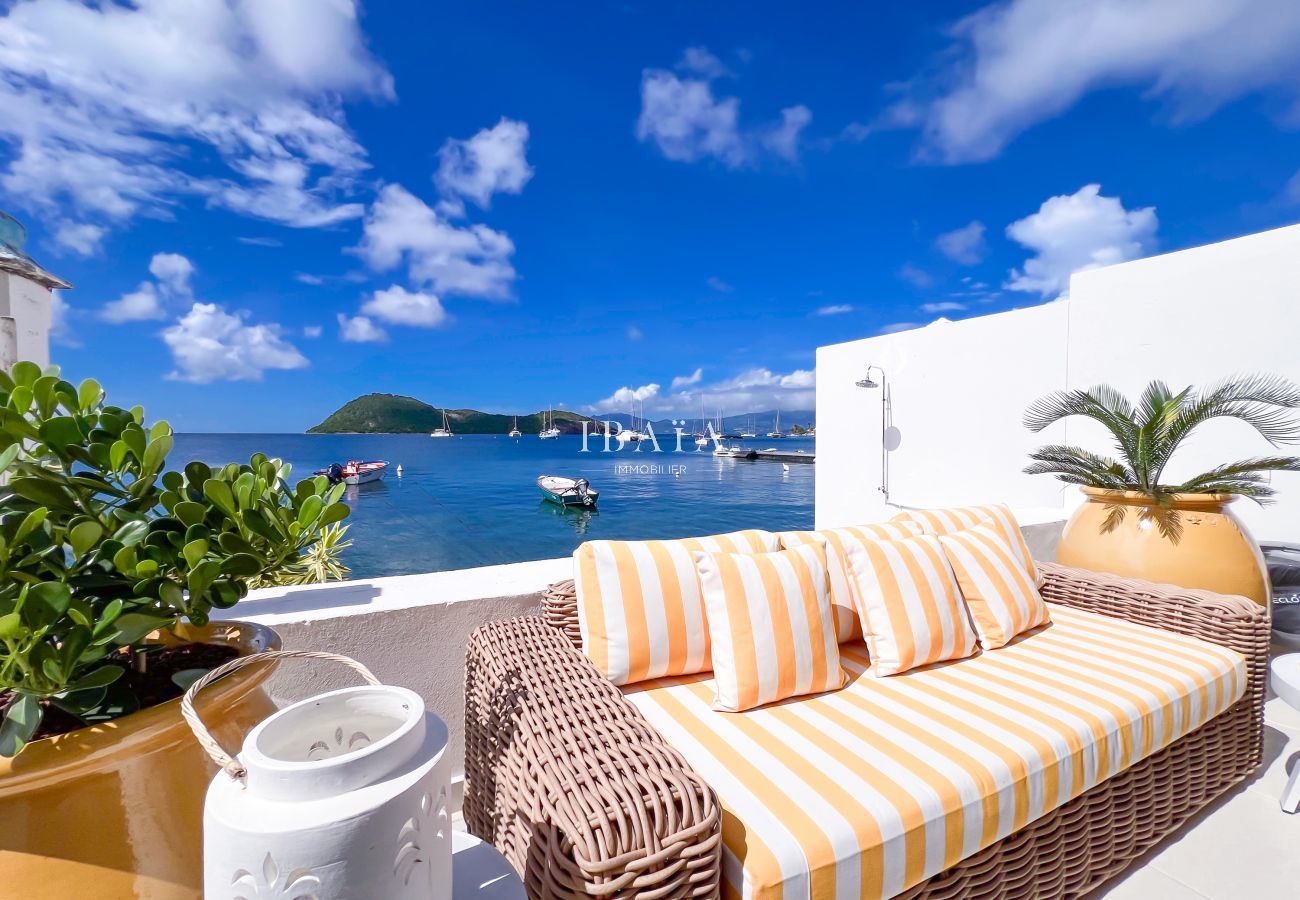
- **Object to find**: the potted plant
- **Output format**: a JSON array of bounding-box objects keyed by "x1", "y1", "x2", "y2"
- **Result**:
[
  {"x1": 1023, "y1": 375, "x2": 1300, "y2": 604},
  {"x1": 0, "y1": 361, "x2": 350, "y2": 898}
]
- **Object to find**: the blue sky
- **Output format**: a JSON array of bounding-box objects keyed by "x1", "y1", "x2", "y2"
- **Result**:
[{"x1": 2, "y1": 0, "x2": 1300, "y2": 431}]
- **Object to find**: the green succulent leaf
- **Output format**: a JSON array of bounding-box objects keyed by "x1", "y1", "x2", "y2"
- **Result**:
[
  {"x1": 0, "y1": 694, "x2": 42, "y2": 758},
  {"x1": 20, "y1": 582, "x2": 72, "y2": 630},
  {"x1": 112, "y1": 613, "x2": 173, "y2": 646}
]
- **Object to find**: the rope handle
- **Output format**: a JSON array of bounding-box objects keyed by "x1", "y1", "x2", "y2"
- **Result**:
[{"x1": 181, "y1": 649, "x2": 381, "y2": 782}]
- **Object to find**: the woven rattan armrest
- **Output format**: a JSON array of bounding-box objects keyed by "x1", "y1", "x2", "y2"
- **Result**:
[{"x1": 464, "y1": 616, "x2": 721, "y2": 898}]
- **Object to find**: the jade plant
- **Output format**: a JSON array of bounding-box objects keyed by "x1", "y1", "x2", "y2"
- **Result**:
[{"x1": 0, "y1": 361, "x2": 350, "y2": 756}]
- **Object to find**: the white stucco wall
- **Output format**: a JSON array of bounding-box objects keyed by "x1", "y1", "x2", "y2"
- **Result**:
[
  {"x1": 817, "y1": 222, "x2": 1300, "y2": 543},
  {"x1": 0, "y1": 272, "x2": 52, "y2": 368}
]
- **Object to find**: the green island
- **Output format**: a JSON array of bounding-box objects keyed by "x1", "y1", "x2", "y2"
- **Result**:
[{"x1": 307, "y1": 392, "x2": 600, "y2": 434}]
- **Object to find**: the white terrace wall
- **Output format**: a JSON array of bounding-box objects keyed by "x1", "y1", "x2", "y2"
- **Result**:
[{"x1": 817, "y1": 222, "x2": 1300, "y2": 545}]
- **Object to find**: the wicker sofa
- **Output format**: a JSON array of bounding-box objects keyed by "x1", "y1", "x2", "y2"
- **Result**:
[{"x1": 464, "y1": 562, "x2": 1269, "y2": 899}]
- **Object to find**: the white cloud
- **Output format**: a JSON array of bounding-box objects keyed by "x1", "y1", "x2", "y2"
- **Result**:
[
  {"x1": 355, "y1": 184, "x2": 517, "y2": 300},
  {"x1": 879, "y1": 322, "x2": 919, "y2": 334},
  {"x1": 898, "y1": 263, "x2": 934, "y2": 289},
  {"x1": 1005, "y1": 184, "x2": 1157, "y2": 298},
  {"x1": 626, "y1": 325, "x2": 643, "y2": 342},
  {"x1": 295, "y1": 273, "x2": 326, "y2": 286},
  {"x1": 816, "y1": 304, "x2": 854, "y2": 316},
  {"x1": 922, "y1": 301, "x2": 966, "y2": 313},
  {"x1": 679, "y1": 47, "x2": 732, "y2": 80},
  {"x1": 102, "y1": 251, "x2": 194, "y2": 322},
  {"x1": 360, "y1": 285, "x2": 447, "y2": 327},
  {"x1": 590, "y1": 382, "x2": 661, "y2": 413},
  {"x1": 163, "y1": 302, "x2": 308, "y2": 382},
  {"x1": 238, "y1": 236, "x2": 283, "y2": 248},
  {"x1": 636, "y1": 48, "x2": 811, "y2": 168},
  {"x1": 148, "y1": 252, "x2": 194, "y2": 293},
  {"x1": 707, "y1": 276, "x2": 734, "y2": 293},
  {"x1": 303, "y1": 325, "x2": 323, "y2": 338},
  {"x1": 434, "y1": 118, "x2": 533, "y2": 210},
  {"x1": 897, "y1": 0, "x2": 1300, "y2": 163},
  {"x1": 53, "y1": 222, "x2": 105, "y2": 256},
  {"x1": 337, "y1": 313, "x2": 387, "y2": 343},
  {"x1": 670, "y1": 368, "x2": 704, "y2": 390},
  {"x1": 935, "y1": 220, "x2": 987, "y2": 265},
  {"x1": 50, "y1": 291, "x2": 77, "y2": 346},
  {"x1": 0, "y1": 0, "x2": 391, "y2": 231},
  {"x1": 590, "y1": 366, "x2": 817, "y2": 417},
  {"x1": 761, "y1": 105, "x2": 813, "y2": 162},
  {"x1": 101, "y1": 285, "x2": 166, "y2": 323}
]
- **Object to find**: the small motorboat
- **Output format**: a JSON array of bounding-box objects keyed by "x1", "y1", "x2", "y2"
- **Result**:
[
  {"x1": 537, "y1": 475, "x2": 599, "y2": 507},
  {"x1": 317, "y1": 460, "x2": 388, "y2": 485}
]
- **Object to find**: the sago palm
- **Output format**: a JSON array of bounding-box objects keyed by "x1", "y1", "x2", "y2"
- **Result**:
[{"x1": 1022, "y1": 374, "x2": 1300, "y2": 539}]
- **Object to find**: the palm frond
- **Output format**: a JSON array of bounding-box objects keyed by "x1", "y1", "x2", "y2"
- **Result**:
[
  {"x1": 1022, "y1": 386, "x2": 1140, "y2": 462},
  {"x1": 1025, "y1": 375, "x2": 1300, "y2": 501},
  {"x1": 1022, "y1": 444, "x2": 1134, "y2": 490},
  {"x1": 1167, "y1": 373, "x2": 1300, "y2": 450},
  {"x1": 1171, "y1": 455, "x2": 1300, "y2": 502}
]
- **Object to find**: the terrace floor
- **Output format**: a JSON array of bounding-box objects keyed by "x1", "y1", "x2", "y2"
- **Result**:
[{"x1": 1090, "y1": 645, "x2": 1300, "y2": 899}]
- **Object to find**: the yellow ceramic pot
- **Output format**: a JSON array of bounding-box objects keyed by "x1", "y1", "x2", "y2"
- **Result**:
[
  {"x1": 0, "y1": 620, "x2": 280, "y2": 899},
  {"x1": 1057, "y1": 487, "x2": 1269, "y2": 605}
]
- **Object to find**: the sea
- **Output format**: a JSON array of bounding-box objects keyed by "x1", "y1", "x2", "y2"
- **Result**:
[{"x1": 172, "y1": 433, "x2": 815, "y2": 580}]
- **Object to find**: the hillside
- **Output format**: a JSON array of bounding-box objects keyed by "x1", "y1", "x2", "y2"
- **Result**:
[{"x1": 307, "y1": 393, "x2": 599, "y2": 434}]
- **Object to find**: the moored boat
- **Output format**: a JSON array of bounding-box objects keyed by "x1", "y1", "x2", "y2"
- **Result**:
[
  {"x1": 317, "y1": 459, "x2": 388, "y2": 485},
  {"x1": 508, "y1": 415, "x2": 522, "y2": 438},
  {"x1": 537, "y1": 475, "x2": 599, "y2": 507}
]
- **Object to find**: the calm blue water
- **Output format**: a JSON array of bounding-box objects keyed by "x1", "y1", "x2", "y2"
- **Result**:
[{"x1": 172, "y1": 434, "x2": 815, "y2": 579}]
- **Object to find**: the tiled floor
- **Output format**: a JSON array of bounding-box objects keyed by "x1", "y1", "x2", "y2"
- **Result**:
[{"x1": 1090, "y1": 656, "x2": 1300, "y2": 900}]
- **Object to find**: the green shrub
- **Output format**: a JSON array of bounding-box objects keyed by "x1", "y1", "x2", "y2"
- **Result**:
[{"x1": 0, "y1": 361, "x2": 350, "y2": 756}]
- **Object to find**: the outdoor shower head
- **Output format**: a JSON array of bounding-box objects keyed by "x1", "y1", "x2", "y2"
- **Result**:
[{"x1": 855, "y1": 376, "x2": 878, "y2": 388}]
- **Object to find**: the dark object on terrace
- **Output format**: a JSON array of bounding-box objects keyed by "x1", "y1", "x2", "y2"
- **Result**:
[{"x1": 1261, "y1": 542, "x2": 1300, "y2": 643}]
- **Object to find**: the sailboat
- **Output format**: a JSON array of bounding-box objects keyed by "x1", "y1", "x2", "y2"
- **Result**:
[
  {"x1": 767, "y1": 408, "x2": 786, "y2": 439},
  {"x1": 694, "y1": 394, "x2": 710, "y2": 449},
  {"x1": 539, "y1": 406, "x2": 561, "y2": 439},
  {"x1": 430, "y1": 409, "x2": 453, "y2": 437},
  {"x1": 740, "y1": 415, "x2": 757, "y2": 439},
  {"x1": 508, "y1": 416, "x2": 522, "y2": 438}
]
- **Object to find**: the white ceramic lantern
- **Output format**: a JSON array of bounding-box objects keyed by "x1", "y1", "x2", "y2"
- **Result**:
[{"x1": 185, "y1": 651, "x2": 452, "y2": 900}]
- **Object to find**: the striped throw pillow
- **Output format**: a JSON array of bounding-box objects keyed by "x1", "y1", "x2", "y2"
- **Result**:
[
  {"x1": 892, "y1": 503, "x2": 1038, "y2": 580},
  {"x1": 938, "y1": 521, "x2": 1051, "y2": 649},
  {"x1": 574, "y1": 529, "x2": 780, "y2": 685},
  {"x1": 693, "y1": 542, "x2": 846, "y2": 711},
  {"x1": 843, "y1": 532, "x2": 980, "y2": 676},
  {"x1": 778, "y1": 521, "x2": 924, "y2": 642}
]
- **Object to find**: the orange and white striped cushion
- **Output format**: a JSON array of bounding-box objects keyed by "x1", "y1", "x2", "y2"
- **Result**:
[
  {"x1": 938, "y1": 521, "x2": 1051, "y2": 649},
  {"x1": 843, "y1": 532, "x2": 979, "y2": 676},
  {"x1": 574, "y1": 529, "x2": 780, "y2": 685},
  {"x1": 693, "y1": 542, "x2": 846, "y2": 711},
  {"x1": 778, "y1": 522, "x2": 924, "y2": 642},
  {"x1": 893, "y1": 503, "x2": 1039, "y2": 580}
]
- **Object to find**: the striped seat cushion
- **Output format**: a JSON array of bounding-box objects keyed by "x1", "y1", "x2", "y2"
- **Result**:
[
  {"x1": 694, "y1": 543, "x2": 846, "y2": 711},
  {"x1": 623, "y1": 605, "x2": 1247, "y2": 900},
  {"x1": 893, "y1": 504, "x2": 1038, "y2": 580},
  {"x1": 938, "y1": 521, "x2": 1051, "y2": 649},
  {"x1": 778, "y1": 522, "x2": 923, "y2": 643},
  {"x1": 843, "y1": 533, "x2": 980, "y2": 676},
  {"x1": 574, "y1": 529, "x2": 780, "y2": 685}
]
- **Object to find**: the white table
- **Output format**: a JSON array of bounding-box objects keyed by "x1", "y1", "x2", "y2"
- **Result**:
[
  {"x1": 453, "y1": 830, "x2": 525, "y2": 899},
  {"x1": 1271, "y1": 653, "x2": 1300, "y2": 814}
]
